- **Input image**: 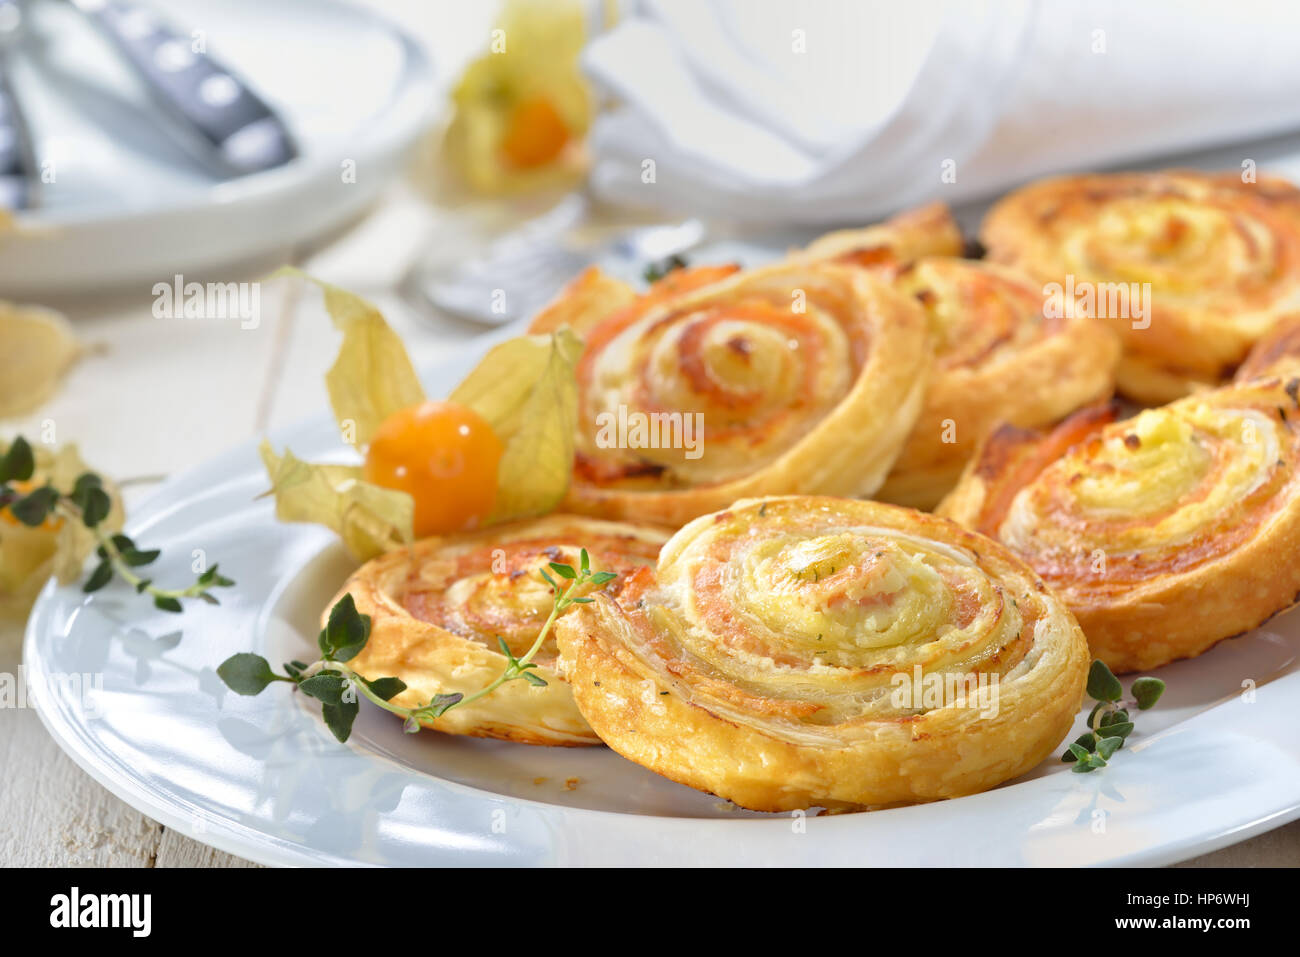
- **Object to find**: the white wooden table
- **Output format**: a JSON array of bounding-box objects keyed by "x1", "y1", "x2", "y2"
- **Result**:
[{"x1": 2, "y1": 0, "x2": 1297, "y2": 868}]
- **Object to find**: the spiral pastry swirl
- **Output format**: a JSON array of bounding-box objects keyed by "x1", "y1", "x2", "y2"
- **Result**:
[
  {"x1": 1236, "y1": 314, "x2": 1300, "y2": 383},
  {"x1": 564, "y1": 262, "x2": 931, "y2": 526},
  {"x1": 874, "y1": 256, "x2": 1119, "y2": 508},
  {"x1": 329, "y1": 515, "x2": 668, "y2": 746},
  {"x1": 982, "y1": 171, "x2": 1300, "y2": 403},
  {"x1": 800, "y1": 201, "x2": 964, "y2": 269},
  {"x1": 940, "y1": 377, "x2": 1300, "y2": 672},
  {"x1": 555, "y1": 496, "x2": 1089, "y2": 810}
]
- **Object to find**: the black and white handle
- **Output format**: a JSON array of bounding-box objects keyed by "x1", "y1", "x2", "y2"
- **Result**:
[
  {"x1": 0, "y1": 70, "x2": 35, "y2": 209},
  {"x1": 72, "y1": 0, "x2": 297, "y2": 176}
]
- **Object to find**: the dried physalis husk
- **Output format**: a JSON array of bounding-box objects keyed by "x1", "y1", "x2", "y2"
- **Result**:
[
  {"x1": 0, "y1": 302, "x2": 81, "y2": 418},
  {"x1": 443, "y1": 0, "x2": 592, "y2": 194},
  {"x1": 0, "y1": 442, "x2": 122, "y2": 619},
  {"x1": 260, "y1": 273, "x2": 584, "y2": 559},
  {"x1": 450, "y1": 327, "x2": 582, "y2": 522}
]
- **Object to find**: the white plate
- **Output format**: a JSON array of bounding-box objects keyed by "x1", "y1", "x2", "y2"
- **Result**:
[
  {"x1": 21, "y1": 326, "x2": 1300, "y2": 867},
  {"x1": 0, "y1": 0, "x2": 434, "y2": 296}
]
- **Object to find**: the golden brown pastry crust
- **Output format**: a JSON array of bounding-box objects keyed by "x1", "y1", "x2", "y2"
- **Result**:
[
  {"x1": 561, "y1": 262, "x2": 932, "y2": 526},
  {"x1": 527, "y1": 266, "x2": 639, "y2": 336},
  {"x1": 555, "y1": 496, "x2": 1089, "y2": 811},
  {"x1": 981, "y1": 170, "x2": 1300, "y2": 403},
  {"x1": 800, "y1": 201, "x2": 964, "y2": 267},
  {"x1": 1236, "y1": 313, "x2": 1300, "y2": 383},
  {"x1": 873, "y1": 257, "x2": 1119, "y2": 508},
  {"x1": 939, "y1": 378, "x2": 1300, "y2": 672},
  {"x1": 327, "y1": 514, "x2": 669, "y2": 745},
  {"x1": 527, "y1": 264, "x2": 742, "y2": 337}
]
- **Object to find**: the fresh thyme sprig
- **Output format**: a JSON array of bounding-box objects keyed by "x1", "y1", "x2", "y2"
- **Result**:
[
  {"x1": 1061, "y1": 659, "x2": 1165, "y2": 773},
  {"x1": 217, "y1": 548, "x2": 616, "y2": 742},
  {"x1": 0, "y1": 436, "x2": 234, "y2": 613},
  {"x1": 643, "y1": 253, "x2": 690, "y2": 283}
]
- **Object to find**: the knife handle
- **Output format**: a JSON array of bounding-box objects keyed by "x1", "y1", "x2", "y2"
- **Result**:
[
  {"x1": 72, "y1": 0, "x2": 297, "y2": 175},
  {"x1": 0, "y1": 70, "x2": 35, "y2": 209}
]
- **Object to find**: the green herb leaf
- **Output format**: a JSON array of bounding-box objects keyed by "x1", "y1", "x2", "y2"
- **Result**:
[
  {"x1": 549, "y1": 562, "x2": 576, "y2": 579},
  {"x1": 495, "y1": 637, "x2": 523, "y2": 671},
  {"x1": 1132, "y1": 676, "x2": 1165, "y2": 711},
  {"x1": 153, "y1": 595, "x2": 183, "y2": 613},
  {"x1": 320, "y1": 593, "x2": 370, "y2": 661},
  {"x1": 299, "y1": 672, "x2": 350, "y2": 706},
  {"x1": 82, "y1": 561, "x2": 113, "y2": 594},
  {"x1": 121, "y1": 547, "x2": 161, "y2": 567},
  {"x1": 1063, "y1": 742, "x2": 1090, "y2": 763},
  {"x1": 364, "y1": 676, "x2": 407, "y2": 701},
  {"x1": 80, "y1": 486, "x2": 112, "y2": 528},
  {"x1": 1095, "y1": 735, "x2": 1123, "y2": 760},
  {"x1": 0, "y1": 436, "x2": 35, "y2": 482},
  {"x1": 9, "y1": 485, "x2": 58, "y2": 526},
  {"x1": 321, "y1": 698, "x2": 360, "y2": 742},
  {"x1": 521, "y1": 671, "x2": 548, "y2": 687},
  {"x1": 1086, "y1": 660, "x2": 1123, "y2": 702},
  {"x1": 1098, "y1": 720, "x2": 1134, "y2": 739},
  {"x1": 420, "y1": 692, "x2": 464, "y2": 718},
  {"x1": 217, "y1": 653, "x2": 280, "y2": 696}
]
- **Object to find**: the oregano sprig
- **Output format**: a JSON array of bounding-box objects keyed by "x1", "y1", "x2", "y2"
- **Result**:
[
  {"x1": 0, "y1": 435, "x2": 234, "y2": 613},
  {"x1": 217, "y1": 548, "x2": 617, "y2": 742},
  {"x1": 1061, "y1": 659, "x2": 1165, "y2": 773}
]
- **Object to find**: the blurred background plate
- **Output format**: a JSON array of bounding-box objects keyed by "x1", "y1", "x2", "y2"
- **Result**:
[{"x1": 0, "y1": 0, "x2": 434, "y2": 296}]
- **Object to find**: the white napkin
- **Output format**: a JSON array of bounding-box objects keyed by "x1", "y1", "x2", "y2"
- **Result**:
[{"x1": 583, "y1": 0, "x2": 1300, "y2": 224}]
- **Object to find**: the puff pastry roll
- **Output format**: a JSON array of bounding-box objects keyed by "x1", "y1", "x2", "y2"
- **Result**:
[
  {"x1": 563, "y1": 262, "x2": 932, "y2": 526},
  {"x1": 939, "y1": 377, "x2": 1300, "y2": 672},
  {"x1": 555, "y1": 496, "x2": 1089, "y2": 811},
  {"x1": 981, "y1": 171, "x2": 1300, "y2": 403},
  {"x1": 874, "y1": 257, "x2": 1119, "y2": 508},
  {"x1": 801, "y1": 201, "x2": 964, "y2": 268},
  {"x1": 329, "y1": 515, "x2": 668, "y2": 746},
  {"x1": 1236, "y1": 314, "x2": 1300, "y2": 383},
  {"x1": 528, "y1": 263, "x2": 741, "y2": 337}
]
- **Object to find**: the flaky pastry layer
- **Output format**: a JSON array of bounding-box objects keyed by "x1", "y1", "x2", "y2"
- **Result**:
[
  {"x1": 556, "y1": 496, "x2": 1089, "y2": 810},
  {"x1": 562, "y1": 262, "x2": 932, "y2": 526},
  {"x1": 981, "y1": 170, "x2": 1300, "y2": 403},
  {"x1": 939, "y1": 378, "x2": 1300, "y2": 672},
  {"x1": 875, "y1": 257, "x2": 1119, "y2": 508},
  {"x1": 327, "y1": 515, "x2": 668, "y2": 745}
]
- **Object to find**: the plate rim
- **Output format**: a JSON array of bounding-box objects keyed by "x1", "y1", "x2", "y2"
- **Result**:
[{"x1": 21, "y1": 306, "x2": 1300, "y2": 869}]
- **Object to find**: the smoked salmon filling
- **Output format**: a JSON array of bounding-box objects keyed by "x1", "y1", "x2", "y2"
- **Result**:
[
  {"x1": 558, "y1": 262, "x2": 932, "y2": 526},
  {"x1": 981, "y1": 171, "x2": 1300, "y2": 403},
  {"x1": 555, "y1": 496, "x2": 1088, "y2": 811},
  {"x1": 939, "y1": 375, "x2": 1300, "y2": 672},
  {"x1": 327, "y1": 515, "x2": 668, "y2": 746}
]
